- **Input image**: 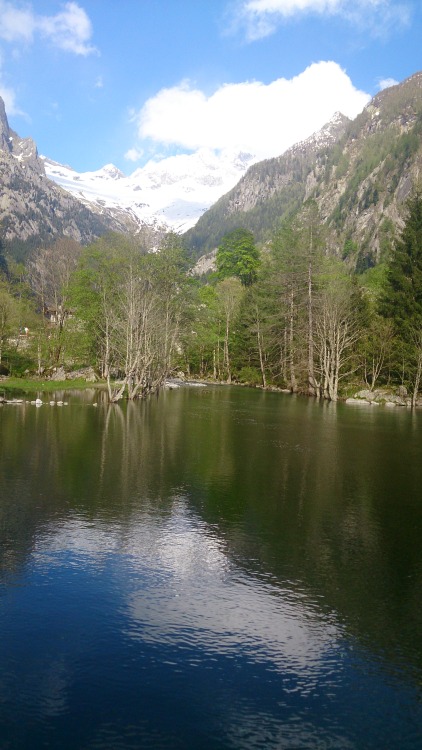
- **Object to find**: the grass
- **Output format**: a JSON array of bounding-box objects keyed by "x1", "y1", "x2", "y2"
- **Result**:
[{"x1": 0, "y1": 377, "x2": 104, "y2": 395}]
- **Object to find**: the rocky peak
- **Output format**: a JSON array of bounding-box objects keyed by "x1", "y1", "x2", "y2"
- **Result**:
[
  {"x1": 0, "y1": 96, "x2": 12, "y2": 152},
  {"x1": 0, "y1": 96, "x2": 44, "y2": 174},
  {"x1": 289, "y1": 112, "x2": 350, "y2": 157}
]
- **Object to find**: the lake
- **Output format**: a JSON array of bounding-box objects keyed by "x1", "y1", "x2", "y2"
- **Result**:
[{"x1": 0, "y1": 385, "x2": 421, "y2": 749}]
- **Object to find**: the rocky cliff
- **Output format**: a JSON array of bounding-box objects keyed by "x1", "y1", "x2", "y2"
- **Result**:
[{"x1": 0, "y1": 97, "x2": 135, "y2": 259}]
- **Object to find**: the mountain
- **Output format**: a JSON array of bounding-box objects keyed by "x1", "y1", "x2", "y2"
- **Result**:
[
  {"x1": 3, "y1": 71, "x2": 422, "y2": 269},
  {"x1": 184, "y1": 72, "x2": 422, "y2": 270},
  {"x1": 42, "y1": 148, "x2": 256, "y2": 233},
  {"x1": 0, "y1": 97, "x2": 139, "y2": 261},
  {"x1": 0, "y1": 90, "x2": 255, "y2": 260}
]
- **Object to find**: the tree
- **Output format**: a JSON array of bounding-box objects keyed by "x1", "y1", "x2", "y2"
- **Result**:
[
  {"x1": 315, "y1": 268, "x2": 362, "y2": 401},
  {"x1": 380, "y1": 192, "x2": 422, "y2": 404},
  {"x1": 296, "y1": 200, "x2": 326, "y2": 395},
  {"x1": 0, "y1": 236, "x2": 8, "y2": 278},
  {"x1": 358, "y1": 314, "x2": 394, "y2": 390},
  {"x1": 0, "y1": 283, "x2": 15, "y2": 365},
  {"x1": 215, "y1": 278, "x2": 243, "y2": 383},
  {"x1": 231, "y1": 279, "x2": 275, "y2": 388},
  {"x1": 28, "y1": 238, "x2": 81, "y2": 365},
  {"x1": 71, "y1": 234, "x2": 190, "y2": 401},
  {"x1": 0, "y1": 278, "x2": 39, "y2": 369},
  {"x1": 182, "y1": 284, "x2": 220, "y2": 378},
  {"x1": 216, "y1": 228, "x2": 260, "y2": 286}
]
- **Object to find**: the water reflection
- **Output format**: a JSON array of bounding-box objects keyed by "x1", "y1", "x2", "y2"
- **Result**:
[{"x1": 0, "y1": 387, "x2": 422, "y2": 748}]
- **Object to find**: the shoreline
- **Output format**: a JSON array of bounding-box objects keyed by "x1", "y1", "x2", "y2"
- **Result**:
[{"x1": 1, "y1": 374, "x2": 421, "y2": 409}]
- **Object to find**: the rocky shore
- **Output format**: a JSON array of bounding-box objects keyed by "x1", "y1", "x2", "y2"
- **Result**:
[{"x1": 345, "y1": 387, "x2": 422, "y2": 408}]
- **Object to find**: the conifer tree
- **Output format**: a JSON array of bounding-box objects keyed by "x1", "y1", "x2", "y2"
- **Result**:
[
  {"x1": 380, "y1": 192, "x2": 422, "y2": 403},
  {"x1": 381, "y1": 192, "x2": 422, "y2": 337}
]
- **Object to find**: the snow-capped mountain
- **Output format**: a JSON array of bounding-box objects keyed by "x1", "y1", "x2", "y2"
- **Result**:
[{"x1": 42, "y1": 148, "x2": 256, "y2": 232}]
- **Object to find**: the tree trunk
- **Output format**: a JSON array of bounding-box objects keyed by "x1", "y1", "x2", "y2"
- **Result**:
[
  {"x1": 307, "y1": 260, "x2": 317, "y2": 396},
  {"x1": 412, "y1": 336, "x2": 422, "y2": 408},
  {"x1": 255, "y1": 304, "x2": 267, "y2": 388},
  {"x1": 289, "y1": 289, "x2": 297, "y2": 392}
]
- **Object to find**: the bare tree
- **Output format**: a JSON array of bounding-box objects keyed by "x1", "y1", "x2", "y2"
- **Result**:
[
  {"x1": 315, "y1": 275, "x2": 362, "y2": 401},
  {"x1": 216, "y1": 278, "x2": 243, "y2": 383},
  {"x1": 73, "y1": 235, "x2": 188, "y2": 402},
  {"x1": 28, "y1": 238, "x2": 81, "y2": 364}
]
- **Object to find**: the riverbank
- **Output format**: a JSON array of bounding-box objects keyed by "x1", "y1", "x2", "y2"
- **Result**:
[
  {"x1": 0, "y1": 377, "x2": 103, "y2": 396},
  {"x1": 2, "y1": 372, "x2": 421, "y2": 408}
]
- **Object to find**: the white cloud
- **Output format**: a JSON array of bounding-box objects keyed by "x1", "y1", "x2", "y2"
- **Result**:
[
  {"x1": 377, "y1": 77, "x2": 399, "y2": 91},
  {"x1": 124, "y1": 147, "x2": 144, "y2": 162},
  {"x1": 0, "y1": 1, "x2": 97, "y2": 55},
  {"x1": 134, "y1": 61, "x2": 370, "y2": 162},
  {"x1": 0, "y1": 80, "x2": 20, "y2": 115},
  {"x1": 0, "y1": 1, "x2": 35, "y2": 42},
  {"x1": 37, "y1": 2, "x2": 97, "y2": 56},
  {"x1": 234, "y1": 0, "x2": 411, "y2": 40},
  {"x1": 0, "y1": 53, "x2": 22, "y2": 115}
]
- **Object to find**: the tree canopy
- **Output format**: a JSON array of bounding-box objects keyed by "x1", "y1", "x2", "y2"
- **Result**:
[
  {"x1": 380, "y1": 192, "x2": 422, "y2": 338},
  {"x1": 216, "y1": 228, "x2": 260, "y2": 286}
]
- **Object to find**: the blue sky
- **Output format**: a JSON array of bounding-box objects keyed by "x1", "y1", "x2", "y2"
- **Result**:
[{"x1": 0, "y1": 0, "x2": 421, "y2": 174}]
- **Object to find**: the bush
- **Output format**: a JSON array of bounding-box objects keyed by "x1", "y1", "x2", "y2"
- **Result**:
[{"x1": 237, "y1": 366, "x2": 262, "y2": 385}]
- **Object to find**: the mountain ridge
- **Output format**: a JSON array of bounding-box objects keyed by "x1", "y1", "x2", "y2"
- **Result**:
[
  {"x1": 183, "y1": 72, "x2": 422, "y2": 268},
  {"x1": 0, "y1": 96, "x2": 136, "y2": 260},
  {"x1": 2, "y1": 70, "x2": 422, "y2": 268}
]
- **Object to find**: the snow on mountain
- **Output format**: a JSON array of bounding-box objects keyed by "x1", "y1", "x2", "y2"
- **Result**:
[{"x1": 42, "y1": 148, "x2": 256, "y2": 232}]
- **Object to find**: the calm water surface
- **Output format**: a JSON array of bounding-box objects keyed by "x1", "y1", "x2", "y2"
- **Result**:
[{"x1": 0, "y1": 386, "x2": 421, "y2": 749}]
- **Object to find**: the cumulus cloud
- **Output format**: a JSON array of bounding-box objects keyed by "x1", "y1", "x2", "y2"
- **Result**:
[
  {"x1": 0, "y1": 1, "x2": 97, "y2": 55},
  {"x1": 134, "y1": 61, "x2": 370, "y2": 161},
  {"x1": 233, "y1": 0, "x2": 411, "y2": 40}
]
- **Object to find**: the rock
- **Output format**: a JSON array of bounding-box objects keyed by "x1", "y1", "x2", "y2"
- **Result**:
[
  {"x1": 165, "y1": 381, "x2": 180, "y2": 389},
  {"x1": 50, "y1": 366, "x2": 66, "y2": 381},
  {"x1": 67, "y1": 367, "x2": 98, "y2": 382}
]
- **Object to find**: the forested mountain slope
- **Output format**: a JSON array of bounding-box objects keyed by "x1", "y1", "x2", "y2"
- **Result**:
[{"x1": 184, "y1": 72, "x2": 422, "y2": 270}]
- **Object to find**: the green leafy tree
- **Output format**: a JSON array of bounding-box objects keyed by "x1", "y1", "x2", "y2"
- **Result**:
[
  {"x1": 216, "y1": 229, "x2": 260, "y2": 286},
  {"x1": 380, "y1": 192, "x2": 422, "y2": 403},
  {"x1": 233, "y1": 283, "x2": 272, "y2": 387},
  {"x1": 264, "y1": 205, "x2": 325, "y2": 394},
  {"x1": 380, "y1": 192, "x2": 422, "y2": 334},
  {"x1": 182, "y1": 284, "x2": 220, "y2": 378}
]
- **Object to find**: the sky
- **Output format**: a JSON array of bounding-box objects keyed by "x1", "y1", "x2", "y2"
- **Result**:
[{"x1": 0, "y1": 0, "x2": 421, "y2": 175}]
